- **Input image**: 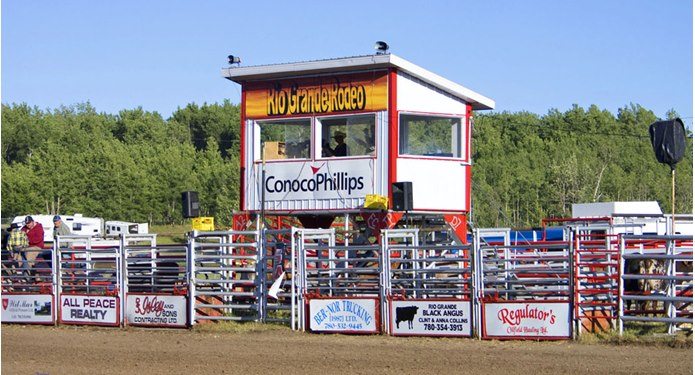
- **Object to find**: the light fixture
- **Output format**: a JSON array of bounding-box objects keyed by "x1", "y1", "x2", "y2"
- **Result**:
[
  {"x1": 374, "y1": 41, "x2": 389, "y2": 54},
  {"x1": 227, "y1": 55, "x2": 241, "y2": 65}
]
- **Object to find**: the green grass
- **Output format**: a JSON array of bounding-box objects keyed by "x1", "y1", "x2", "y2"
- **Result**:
[
  {"x1": 192, "y1": 320, "x2": 289, "y2": 333},
  {"x1": 150, "y1": 224, "x2": 191, "y2": 244},
  {"x1": 579, "y1": 324, "x2": 692, "y2": 349}
]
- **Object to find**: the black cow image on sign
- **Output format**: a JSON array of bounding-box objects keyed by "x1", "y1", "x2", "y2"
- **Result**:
[{"x1": 395, "y1": 306, "x2": 419, "y2": 329}]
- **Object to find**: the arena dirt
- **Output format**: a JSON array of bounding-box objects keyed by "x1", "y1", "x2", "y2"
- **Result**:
[{"x1": 1, "y1": 325, "x2": 692, "y2": 374}]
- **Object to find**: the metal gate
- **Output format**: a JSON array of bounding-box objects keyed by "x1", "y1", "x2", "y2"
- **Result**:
[
  {"x1": 56, "y1": 235, "x2": 122, "y2": 326},
  {"x1": 573, "y1": 228, "x2": 620, "y2": 334},
  {"x1": 382, "y1": 229, "x2": 474, "y2": 337},
  {"x1": 1, "y1": 242, "x2": 55, "y2": 324},
  {"x1": 188, "y1": 230, "x2": 261, "y2": 323},
  {"x1": 123, "y1": 234, "x2": 189, "y2": 327},
  {"x1": 619, "y1": 234, "x2": 693, "y2": 335},
  {"x1": 293, "y1": 227, "x2": 383, "y2": 333},
  {"x1": 475, "y1": 230, "x2": 573, "y2": 339}
]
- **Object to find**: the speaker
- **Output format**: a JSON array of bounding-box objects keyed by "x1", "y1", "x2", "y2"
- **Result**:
[
  {"x1": 182, "y1": 191, "x2": 200, "y2": 218},
  {"x1": 392, "y1": 182, "x2": 413, "y2": 211}
]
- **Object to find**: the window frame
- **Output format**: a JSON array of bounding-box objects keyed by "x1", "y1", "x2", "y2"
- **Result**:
[
  {"x1": 254, "y1": 117, "x2": 314, "y2": 162},
  {"x1": 315, "y1": 113, "x2": 378, "y2": 160},
  {"x1": 397, "y1": 112, "x2": 466, "y2": 161}
]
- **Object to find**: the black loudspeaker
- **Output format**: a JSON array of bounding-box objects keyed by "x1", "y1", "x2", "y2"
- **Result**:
[
  {"x1": 392, "y1": 182, "x2": 413, "y2": 211},
  {"x1": 182, "y1": 191, "x2": 200, "y2": 218}
]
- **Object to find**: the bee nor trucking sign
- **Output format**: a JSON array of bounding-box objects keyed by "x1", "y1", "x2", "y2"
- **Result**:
[{"x1": 308, "y1": 297, "x2": 379, "y2": 334}]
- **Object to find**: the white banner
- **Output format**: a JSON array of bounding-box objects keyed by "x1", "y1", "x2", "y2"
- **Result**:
[
  {"x1": 126, "y1": 294, "x2": 187, "y2": 327},
  {"x1": 390, "y1": 300, "x2": 471, "y2": 337},
  {"x1": 259, "y1": 159, "x2": 374, "y2": 201},
  {"x1": 60, "y1": 295, "x2": 119, "y2": 325},
  {"x1": 1, "y1": 294, "x2": 53, "y2": 324},
  {"x1": 309, "y1": 298, "x2": 378, "y2": 333},
  {"x1": 483, "y1": 302, "x2": 571, "y2": 339}
]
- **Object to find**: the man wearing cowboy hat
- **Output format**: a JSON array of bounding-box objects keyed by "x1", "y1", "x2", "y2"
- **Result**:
[{"x1": 324, "y1": 130, "x2": 349, "y2": 157}]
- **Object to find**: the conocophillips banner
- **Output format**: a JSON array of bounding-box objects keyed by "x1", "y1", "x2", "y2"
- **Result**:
[
  {"x1": 245, "y1": 72, "x2": 388, "y2": 119},
  {"x1": 259, "y1": 159, "x2": 374, "y2": 202},
  {"x1": 483, "y1": 302, "x2": 571, "y2": 339}
]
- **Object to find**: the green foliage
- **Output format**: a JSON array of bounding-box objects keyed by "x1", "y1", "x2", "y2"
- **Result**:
[
  {"x1": 1, "y1": 102, "x2": 240, "y2": 226},
  {"x1": 472, "y1": 104, "x2": 693, "y2": 227},
  {"x1": 1, "y1": 101, "x2": 691, "y2": 229}
]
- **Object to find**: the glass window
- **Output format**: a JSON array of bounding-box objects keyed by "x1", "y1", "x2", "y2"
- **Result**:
[
  {"x1": 259, "y1": 119, "x2": 311, "y2": 160},
  {"x1": 399, "y1": 114, "x2": 461, "y2": 158},
  {"x1": 320, "y1": 115, "x2": 375, "y2": 158}
]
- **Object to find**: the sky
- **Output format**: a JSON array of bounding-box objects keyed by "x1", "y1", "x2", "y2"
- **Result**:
[{"x1": 2, "y1": 1, "x2": 693, "y2": 126}]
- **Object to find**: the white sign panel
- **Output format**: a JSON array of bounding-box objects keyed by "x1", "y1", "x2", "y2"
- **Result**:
[
  {"x1": 259, "y1": 159, "x2": 374, "y2": 201},
  {"x1": 126, "y1": 294, "x2": 187, "y2": 327},
  {"x1": 483, "y1": 302, "x2": 571, "y2": 339},
  {"x1": 309, "y1": 298, "x2": 378, "y2": 333},
  {"x1": 60, "y1": 295, "x2": 119, "y2": 325},
  {"x1": 390, "y1": 300, "x2": 471, "y2": 337},
  {"x1": 1, "y1": 294, "x2": 53, "y2": 324}
]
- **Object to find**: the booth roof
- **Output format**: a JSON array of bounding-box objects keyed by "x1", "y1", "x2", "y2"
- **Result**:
[{"x1": 221, "y1": 54, "x2": 494, "y2": 110}]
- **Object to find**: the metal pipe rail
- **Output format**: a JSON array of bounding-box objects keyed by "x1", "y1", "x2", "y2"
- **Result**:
[{"x1": 618, "y1": 234, "x2": 694, "y2": 335}]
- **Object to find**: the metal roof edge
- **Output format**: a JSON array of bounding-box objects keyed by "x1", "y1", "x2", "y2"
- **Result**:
[{"x1": 221, "y1": 53, "x2": 495, "y2": 110}]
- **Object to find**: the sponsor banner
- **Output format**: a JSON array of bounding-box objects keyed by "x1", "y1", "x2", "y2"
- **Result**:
[
  {"x1": 126, "y1": 294, "x2": 187, "y2": 327},
  {"x1": 483, "y1": 302, "x2": 571, "y2": 339},
  {"x1": 309, "y1": 298, "x2": 378, "y2": 333},
  {"x1": 390, "y1": 300, "x2": 471, "y2": 337},
  {"x1": 60, "y1": 295, "x2": 119, "y2": 325},
  {"x1": 259, "y1": 159, "x2": 374, "y2": 202},
  {"x1": 245, "y1": 72, "x2": 388, "y2": 119},
  {"x1": 1, "y1": 294, "x2": 53, "y2": 324}
]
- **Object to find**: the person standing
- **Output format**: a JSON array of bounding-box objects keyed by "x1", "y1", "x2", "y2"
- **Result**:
[
  {"x1": 53, "y1": 215, "x2": 71, "y2": 239},
  {"x1": 20, "y1": 216, "x2": 44, "y2": 273},
  {"x1": 4, "y1": 223, "x2": 27, "y2": 271}
]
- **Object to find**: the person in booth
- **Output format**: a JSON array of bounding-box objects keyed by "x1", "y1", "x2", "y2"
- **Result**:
[
  {"x1": 20, "y1": 216, "x2": 44, "y2": 274},
  {"x1": 324, "y1": 131, "x2": 349, "y2": 157}
]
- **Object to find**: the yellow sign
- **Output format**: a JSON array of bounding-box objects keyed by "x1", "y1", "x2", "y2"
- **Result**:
[{"x1": 245, "y1": 72, "x2": 388, "y2": 119}]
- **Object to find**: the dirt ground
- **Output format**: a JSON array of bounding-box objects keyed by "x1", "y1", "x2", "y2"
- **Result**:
[{"x1": 1, "y1": 324, "x2": 692, "y2": 375}]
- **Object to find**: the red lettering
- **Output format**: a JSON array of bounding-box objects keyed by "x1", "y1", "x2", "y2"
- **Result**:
[{"x1": 135, "y1": 296, "x2": 166, "y2": 316}]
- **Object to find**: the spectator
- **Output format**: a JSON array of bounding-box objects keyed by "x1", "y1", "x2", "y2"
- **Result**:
[
  {"x1": 324, "y1": 131, "x2": 349, "y2": 157},
  {"x1": 4, "y1": 223, "x2": 26, "y2": 270},
  {"x1": 53, "y1": 215, "x2": 71, "y2": 239},
  {"x1": 20, "y1": 216, "x2": 44, "y2": 273}
]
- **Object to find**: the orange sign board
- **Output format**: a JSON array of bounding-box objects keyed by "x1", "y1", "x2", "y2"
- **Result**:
[{"x1": 245, "y1": 72, "x2": 388, "y2": 119}]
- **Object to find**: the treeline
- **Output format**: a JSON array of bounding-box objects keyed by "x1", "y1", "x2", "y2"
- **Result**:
[
  {"x1": 472, "y1": 105, "x2": 692, "y2": 227},
  {"x1": 1, "y1": 101, "x2": 240, "y2": 226},
  {"x1": 1, "y1": 102, "x2": 692, "y2": 228}
]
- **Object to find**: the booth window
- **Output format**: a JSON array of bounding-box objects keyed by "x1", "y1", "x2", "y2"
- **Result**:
[
  {"x1": 399, "y1": 114, "x2": 461, "y2": 158},
  {"x1": 259, "y1": 119, "x2": 311, "y2": 160},
  {"x1": 320, "y1": 115, "x2": 375, "y2": 158}
]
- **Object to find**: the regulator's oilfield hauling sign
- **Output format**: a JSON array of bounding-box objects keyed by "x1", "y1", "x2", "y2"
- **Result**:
[
  {"x1": 126, "y1": 294, "x2": 187, "y2": 327},
  {"x1": 1, "y1": 294, "x2": 53, "y2": 324},
  {"x1": 390, "y1": 300, "x2": 472, "y2": 337},
  {"x1": 483, "y1": 302, "x2": 571, "y2": 339},
  {"x1": 309, "y1": 298, "x2": 378, "y2": 333},
  {"x1": 60, "y1": 295, "x2": 119, "y2": 325}
]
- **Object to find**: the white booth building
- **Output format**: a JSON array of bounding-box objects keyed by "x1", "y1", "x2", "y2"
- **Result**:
[{"x1": 223, "y1": 54, "x2": 494, "y2": 217}]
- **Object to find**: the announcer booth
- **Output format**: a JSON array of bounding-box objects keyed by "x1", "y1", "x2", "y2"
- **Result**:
[{"x1": 223, "y1": 53, "x2": 494, "y2": 240}]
